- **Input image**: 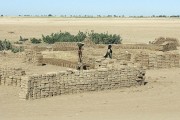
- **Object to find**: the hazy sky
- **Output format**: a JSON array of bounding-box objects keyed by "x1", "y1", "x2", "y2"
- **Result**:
[{"x1": 0, "y1": 0, "x2": 179, "y2": 16}]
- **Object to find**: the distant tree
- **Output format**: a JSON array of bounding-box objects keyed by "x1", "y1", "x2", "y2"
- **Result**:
[
  {"x1": 89, "y1": 32, "x2": 122, "y2": 44},
  {"x1": 1, "y1": 15, "x2": 3, "y2": 17},
  {"x1": 114, "y1": 15, "x2": 117, "y2": 17},
  {"x1": 159, "y1": 15, "x2": 167, "y2": 18},
  {"x1": 31, "y1": 31, "x2": 123, "y2": 44},
  {"x1": 107, "y1": 15, "x2": 112, "y2": 17},
  {"x1": 31, "y1": 38, "x2": 42, "y2": 44},
  {"x1": 170, "y1": 15, "x2": 180, "y2": 18},
  {"x1": 48, "y1": 14, "x2": 53, "y2": 17}
]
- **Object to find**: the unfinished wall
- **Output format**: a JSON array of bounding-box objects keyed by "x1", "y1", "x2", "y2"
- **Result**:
[
  {"x1": 43, "y1": 58, "x2": 77, "y2": 68},
  {"x1": 24, "y1": 50, "x2": 43, "y2": 66},
  {"x1": 52, "y1": 42, "x2": 78, "y2": 51},
  {"x1": 152, "y1": 37, "x2": 180, "y2": 46},
  {"x1": 134, "y1": 52, "x2": 180, "y2": 69},
  {"x1": 113, "y1": 44, "x2": 161, "y2": 51},
  {"x1": 159, "y1": 42, "x2": 177, "y2": 51},
  {"x1": 19, "y1": 65, "x2": 145, "y2": 100},
  {"x1": 0, "y1": 67, "x2": 26, "y2": 87},
  {"x1": 114, "y1": 51, "x2": 131, "y2": 61}
]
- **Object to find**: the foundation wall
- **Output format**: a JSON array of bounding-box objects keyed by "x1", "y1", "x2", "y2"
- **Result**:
[
  {"x1": 52, "y1": 42, "x2": 78, "y2": 51},
  {"x1": 134, "y1": 52, "x2": 180, "y2": 69},
  {"x1": 0, "y1": 67, "x2": 26, "y2": 87},
  {"x1": 24, "y1": 50, "x2": 43, "y2": 66},
  {"x1": 26, "y1": 43, "x2": 164, "y2": 52},
  {"x1": 43, "y1": 58, "x2": 77, "y2": 69},
  {"x1": 19, "y1": 65, "x2": 145, "y2": 100}
]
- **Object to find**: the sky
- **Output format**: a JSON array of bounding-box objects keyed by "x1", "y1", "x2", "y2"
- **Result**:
[{"x1": 0, "y1": 0, "x2": 180, "y2": 16}]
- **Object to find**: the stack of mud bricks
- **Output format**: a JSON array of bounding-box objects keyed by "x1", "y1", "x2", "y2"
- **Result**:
[
  {"x1": 134, "y1": 52, "x2": 180, "y2": 69},
  {"x1": 33, "y1": 46, "x2": 47, "y2": 52},
  {"x1": 33, "y1": 52, "x2": 43, "y2": 66},
  {"x1": 24, "y1": 50, "x2": 43, "y2": 66},
  {"x1": 148, "y1": 53, "x2": 157, "y2": 69},
  {"x1": 83, "y1": 57, "x2": 96, "y2": 69},
  {"x1": 163, "y1": 53, "x2": 180, "y2": 68},
  {"x1": 134, "y1": 52, "x2": 149, "y2": 68},
  {"x1": 19, "y1": 64, "x2": 145, "y2": 100},
  {"x1": 114, "y1": 52, "x2": 131, "y2": 61},
  {"x1": 43, "y1": 58, "x2": 77, "y2": 68},
  {"x1": 0, "y1": 67, "x2": 26, "y2": 87},
  {"x1": 112, "y1": 44, "x2": 160, "y2": 51}
]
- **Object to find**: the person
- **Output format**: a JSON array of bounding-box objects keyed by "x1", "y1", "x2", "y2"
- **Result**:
[
  {"x1": 77, "y1": 42, "x2": 84, "y2": 63},
  {"x1": 77, "y1": 42, "x2": 84, "y2": 70},
  {"x1": 104, "y1": 44, "x2": 112, "y2": 59}
]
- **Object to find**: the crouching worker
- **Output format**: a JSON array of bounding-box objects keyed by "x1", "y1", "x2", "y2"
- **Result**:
[{"x1": 104, "y1": 44, "x2": 112, "y2": 59}]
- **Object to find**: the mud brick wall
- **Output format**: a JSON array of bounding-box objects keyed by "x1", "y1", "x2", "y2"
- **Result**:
[
  {"x1": 0, "y1": 67, "x2": 26, "y2": 87},
  {"x1": 114, "y1": 52, "x2": 131, "y2": 61},
  {"x1": 32, "y1": 46, "x2": 48, "y2": 52},
  {"x1": 19, "y1": 65, "x2": 145, "y2": 100},
  {"x1": 43, "y1": 58, "x2": 77, "y2": 68},
  {"x1": 52, "y1": 42, "x2": 78, "y2": 51},
  {"x1": 159, "y1": 42, "x2": 177, "y2": 51},
  {"x1": 134, "y1": 52, "x2": 180, "y2": 69},
  {"x1": 24, "y1": 50, "x2": 43, "y2": 66},
  {"x1": 153, "y1": 37, "x2": 180, "y2": 46},
  {"x1": 114, "y1": 44, "x2": 162, "y2": 51},
  {"x1": 96, "y1": 44, "x2": 162, "y2": 51}
]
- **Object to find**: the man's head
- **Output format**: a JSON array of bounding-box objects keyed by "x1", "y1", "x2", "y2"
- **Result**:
[
  {"x1": 108, "y1": 44, "x2": 112, "y2": 49},
  {"x1": 77, "y1": 42, "x2": 84, "y2": 50}
]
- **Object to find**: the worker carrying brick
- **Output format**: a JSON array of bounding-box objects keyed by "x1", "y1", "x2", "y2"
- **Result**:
[
  {"x1": 104, "y1": 44, "x2": 112, "y2": 59},
  {"x1": 77, "y1": 42, "x2": 84, "y2": 63},
  {"x1": 77, "y1": 42, "x2": 85, "y2": 70}
]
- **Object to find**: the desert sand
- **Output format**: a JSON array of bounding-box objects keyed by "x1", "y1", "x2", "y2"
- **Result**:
[
  {"x1": 0, "y1": 68, "x2": 180, "y2": 120},
  {"x1": 0, "y1": 17, "x2": 180, "y2": 43},
  {"x1": 0, "y1": 17, "x2": 180, "y2": 120}
]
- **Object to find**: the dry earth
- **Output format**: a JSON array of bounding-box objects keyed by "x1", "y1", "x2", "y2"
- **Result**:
[
  {"x1": 0, "y1": 17, "x2": 180, "y2": 120},
  {"x1": 0, "y1": 68, "x2": 180, "y2": 120},
  {"x1": 0, "y1": 17, "x2": 180, "y2": 43}
]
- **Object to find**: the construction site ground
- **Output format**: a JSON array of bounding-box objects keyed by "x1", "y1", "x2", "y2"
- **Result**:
[
  {"x1": 0, "y1": 68, "x2": 180, "y2": 120},
  {"x1": 0, "y1": 47, "x2": 179, "y2": 120},
  {"x1": 0, "y1": 17, "x2": 180, "y2": 120}
]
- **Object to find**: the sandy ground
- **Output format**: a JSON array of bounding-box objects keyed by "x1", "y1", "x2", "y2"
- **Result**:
[
  {"x1": 0, "y1": 17, "x2": 180, "y2": 44},
  {"x1": 0, "y1": 68, "x2": 180, "y2": 120},
  {"x1": 0, "y1": 54, "x2": 69, "y2": 75},
  {"x1": 0, "y1": 17, "x2": 180, "y2": 120}
]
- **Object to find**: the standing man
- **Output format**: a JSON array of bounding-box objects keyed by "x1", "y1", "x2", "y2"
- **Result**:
[
  {"x1": 77, "y1": 42, "x2": 84, "y2": 63},
  {"x1": 77, "y1": 42, "x2": 84, "y2": 70}
]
